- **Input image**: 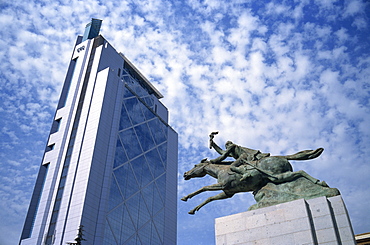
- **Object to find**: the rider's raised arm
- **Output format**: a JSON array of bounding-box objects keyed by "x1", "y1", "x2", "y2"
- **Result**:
[
  {"x1": 210, "y1": 140, "x2": 225, "y2": 155},
  {"x1": 210, "y1": 144, "x2": 236, "y2": 164}
]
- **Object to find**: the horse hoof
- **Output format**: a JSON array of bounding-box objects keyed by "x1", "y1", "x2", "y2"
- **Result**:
[
  {"x1": 181, "y1": 197, "x2": 188, "y2": 202},
  {"x1": 188, "y1": 210, "x2": 195, "y2": 215}
]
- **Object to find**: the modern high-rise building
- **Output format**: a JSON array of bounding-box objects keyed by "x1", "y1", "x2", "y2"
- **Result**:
[{"x1": 20, "y1": 19, "x2": 178, "y2": 245}]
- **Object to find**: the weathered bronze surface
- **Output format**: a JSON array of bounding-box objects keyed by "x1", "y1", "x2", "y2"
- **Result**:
[{"x1": 181, "y1": 133, "x2": 340, "y2": 214}]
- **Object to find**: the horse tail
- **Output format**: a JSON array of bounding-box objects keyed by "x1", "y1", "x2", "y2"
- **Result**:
[{"x1": 278, "y1": 148, "x2": 324, "y2": 161}]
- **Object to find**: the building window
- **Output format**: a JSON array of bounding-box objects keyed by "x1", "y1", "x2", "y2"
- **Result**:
[
  {"x1": 50, "y1": 118, "x2": 62, "y2": 134},
  {"x1": 20, "y1": 163, "x2": 49, "y2": 239},
  {"x1": 46, "y1": 143, "x2": 55, "y2": 152},
  {"x1": 57, "y1": 57, "x2": 79, "y2": 109}
]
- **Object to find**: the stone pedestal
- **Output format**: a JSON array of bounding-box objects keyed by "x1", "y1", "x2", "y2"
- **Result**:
[{"x1": 215, "y1": 196, "x2": 355, "y2": 245}]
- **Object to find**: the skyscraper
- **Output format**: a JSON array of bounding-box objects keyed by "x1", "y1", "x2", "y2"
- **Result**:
[{"x1": 20, "y1": 19, "x2": 178, "y2": 245}]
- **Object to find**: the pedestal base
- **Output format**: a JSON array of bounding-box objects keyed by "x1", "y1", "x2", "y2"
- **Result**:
[{"x1": 215, "y1": 195, "x2": 355, "y2": 245}]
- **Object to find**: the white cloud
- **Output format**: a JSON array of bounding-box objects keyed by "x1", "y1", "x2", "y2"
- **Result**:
[
  {"x1": 343, "y1": 0, "x2": 365, "y2": 17},
  {"x1": 335, "y1": 27, "x2": 349, "y2": 43},
  {"x1": 266, "y1": 2, "x2": 291, "y2": 15},
  {"x1": 352, "y1": 16, "x2": 367, "y2": 29}
]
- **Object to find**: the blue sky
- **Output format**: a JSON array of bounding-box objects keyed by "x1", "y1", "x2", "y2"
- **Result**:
[{"x1": 0, "y1": 0, "x2": 369, "y2": 244}]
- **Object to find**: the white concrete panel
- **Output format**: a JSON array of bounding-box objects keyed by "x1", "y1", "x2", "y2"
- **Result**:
[{"x1": 215, "y1": 196, "x2": 355, "y2": 245}]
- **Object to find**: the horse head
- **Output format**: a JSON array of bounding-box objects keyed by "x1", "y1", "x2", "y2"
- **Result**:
[{"x1": 183, "y1": 158, "x2": 210, "y2": 180}]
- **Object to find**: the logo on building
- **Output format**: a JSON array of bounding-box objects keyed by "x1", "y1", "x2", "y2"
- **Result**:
[{"x1": 77, "y1": 46, "x2": 85, "y2": 53}]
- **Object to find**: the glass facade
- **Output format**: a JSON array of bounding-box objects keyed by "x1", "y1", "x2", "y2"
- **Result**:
[{"x1": 103, "y1": 75, "x2": 170, "y2": 244}]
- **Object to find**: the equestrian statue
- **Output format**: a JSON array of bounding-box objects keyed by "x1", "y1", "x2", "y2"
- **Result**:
[{"x1": 181, "y1": 132, "x2": 340, "y2": 214}]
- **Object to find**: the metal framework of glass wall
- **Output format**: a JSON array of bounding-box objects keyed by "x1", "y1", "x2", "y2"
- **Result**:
[{"x1": 103, "y1": 68, "x2": 172, "y2": 244}]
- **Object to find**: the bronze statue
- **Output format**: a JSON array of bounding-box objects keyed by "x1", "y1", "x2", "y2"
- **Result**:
[{"x1": 181, "y1": 133, "x2": 340, "y2": 214}]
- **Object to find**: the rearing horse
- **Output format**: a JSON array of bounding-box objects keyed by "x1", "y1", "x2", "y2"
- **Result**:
[{"x1": 182, "y1": 154, "x2": 327, "y2": 214}]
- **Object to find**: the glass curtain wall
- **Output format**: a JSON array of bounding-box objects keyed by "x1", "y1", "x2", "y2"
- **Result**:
[{"x1": 103, "y1": 75, "x2": 169, "y2": 244}]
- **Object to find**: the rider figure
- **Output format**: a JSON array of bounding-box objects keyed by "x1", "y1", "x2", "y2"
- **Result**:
[
  {"x1": 209, "y1": 139, "x2": 270, "y2": 180},
  {"x1": 208, "y1": 133, "x2": 325, "y2": 182}
]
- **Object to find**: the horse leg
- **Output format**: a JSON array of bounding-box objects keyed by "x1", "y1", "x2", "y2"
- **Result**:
[
  {"x1": 181, "y1": 183, "x2": 224, "y2": 202},
  {"x1": 269, "y1": 170, "x2": 328, "y2": 187},
  {"x1": 188, "y1": 192, "x2": 231, "y2": 215},
  {"x1": 294, "y1": 170, "x2": 328, "y2": 187}
]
